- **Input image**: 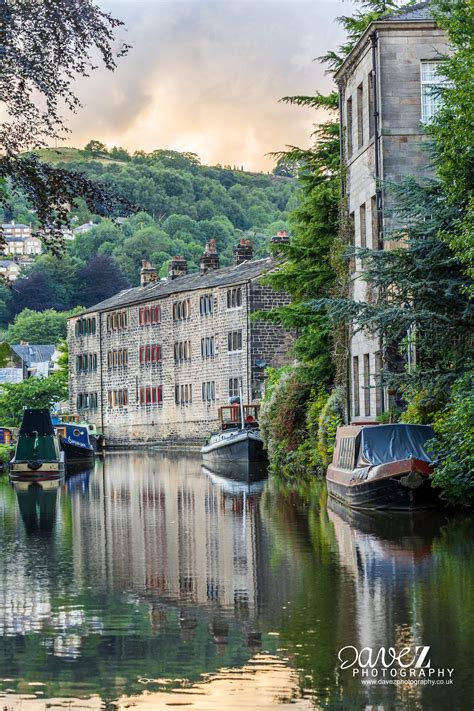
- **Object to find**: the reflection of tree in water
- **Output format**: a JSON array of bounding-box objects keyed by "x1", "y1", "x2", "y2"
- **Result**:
[{"x1": 15, "y1": 481, "x2": 59, "y2": 536}]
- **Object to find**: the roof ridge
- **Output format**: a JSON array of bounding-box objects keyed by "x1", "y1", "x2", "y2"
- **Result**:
[{"x1": 382, "y1": 1, "x2": 432, "y2": 21}]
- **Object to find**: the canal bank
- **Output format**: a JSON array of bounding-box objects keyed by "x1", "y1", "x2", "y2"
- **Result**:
[{"x1": 0, "y1": 451, "x2": 472, "y2": 710}]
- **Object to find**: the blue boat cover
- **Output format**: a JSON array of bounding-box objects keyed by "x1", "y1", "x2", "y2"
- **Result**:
[{"x1": 357, "y1": 424, "x2": 435, "y2": 467}]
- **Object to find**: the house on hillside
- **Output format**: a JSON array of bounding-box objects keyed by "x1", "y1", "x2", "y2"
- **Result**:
[
  {"x1": 1, "y1": 223, "x2": 42, "y2": 258},
  {"x1": 68, "y1": 238, "x2": 294, "y2": 445},
  {"x1": 0, "y1": 343, "x2": 57, "y2": 380},
  {"x1": 335, "y1": 0, "x2": 448, "y2": 422},
  {"x1": 0, "y1": 260, "x2": 21, "y2": 281}
]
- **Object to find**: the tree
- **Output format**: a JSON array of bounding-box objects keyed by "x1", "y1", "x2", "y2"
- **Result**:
[
  {"x1": 83, "y1": 140, "x2": 109, "y2": 157},
  {"x1": 5, "y1": 308, "x2": 82, "y2": 345},
  {"x1": 1, "y1": 0, "x2": 131, "y2": 251},
  {"x1": 74, "y1": 255, "x2": 130, "y2": 307},
  {"x1": 0, "y1": 374, "x2": 68, "y2": 427}
]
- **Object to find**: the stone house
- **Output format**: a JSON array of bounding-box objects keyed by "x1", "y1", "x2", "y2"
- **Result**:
[
  {"x1": 335, "y1": 1, "x2": 449, "y2": 422},
  {"x1": 68, "y1": 239, "x2": 293, "y2": 445}
]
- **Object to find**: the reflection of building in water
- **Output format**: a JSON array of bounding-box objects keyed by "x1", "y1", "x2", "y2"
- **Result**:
[{"x1": 70, "y1": 452, "x2": 274, "y2": 617}]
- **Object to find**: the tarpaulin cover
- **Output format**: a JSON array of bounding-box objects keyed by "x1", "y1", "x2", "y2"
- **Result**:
[
  {"x1": 19, "y1": 409, "x2": 55, "y2": 436},
  {"x1": 357, "y1": 424, "x2": 435, "y2": 467}
]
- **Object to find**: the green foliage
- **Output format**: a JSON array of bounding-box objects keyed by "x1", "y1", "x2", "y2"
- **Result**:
[
  {"x1": 431, "y1": 376, "x2": 474, "y2": 507},
  {"x1": 0, "y1": 373, "x2": 67, "y2": 427},
  {"x1": 0, "y1": 444, "x2": 12, "y2": 468},
  {"x1": 5, "y1": 308, "x2": 81, "y2": 345},
  {"x1": 315, "y1": 387, "x2": 345, "y2": 470}
]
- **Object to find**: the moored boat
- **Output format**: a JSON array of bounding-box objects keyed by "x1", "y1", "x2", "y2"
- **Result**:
[
  {"x1": 53, "y1": 414, "x2": 105, "y2": 453},
  {"x1": 9, "y1": 409, "x2": 65, "y2": 481},
  {"x1": 326, "y1": 423, "x2": 438, "y2": 510},
  {"x1": 201, "y1": 403, "x2": 268, "y2": 482},
  {"x1": 56, "y1": 422, "x2": 95, "y2": 467}
]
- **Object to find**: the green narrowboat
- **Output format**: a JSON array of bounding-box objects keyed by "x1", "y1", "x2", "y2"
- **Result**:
[{"x1": 9, "y1": 408, "x2": 65, "y2": 481}]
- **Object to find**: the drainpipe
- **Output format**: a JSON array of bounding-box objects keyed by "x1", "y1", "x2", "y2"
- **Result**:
[
  {"x1": 338, "y1": 80, "x2": 351, "y2": 424},
  {"x1": 371, "y1": 30, "x2": 385, "y2": 413},
  {"x1": 370, "y1": 31, "x2": 383, "y2": 249},
  {"x1": 99, "y1": 312, "x2": 105, "y2": 434}
]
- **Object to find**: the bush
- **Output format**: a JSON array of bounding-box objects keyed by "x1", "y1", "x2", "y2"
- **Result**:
[
  {"x1": 316, "y1": 386, "x2": 345, "y2": 469},
  {"x1": 431, "y1": 375, "x2": 474, "y2": 507},
  {"x1": 0, "y1": 444, "x2": 12, "y2": 469}
]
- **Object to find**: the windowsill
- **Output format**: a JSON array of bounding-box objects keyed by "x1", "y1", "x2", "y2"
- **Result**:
[
  {"x1": 226, "y1": 306, "x2": 243, "y2": 311},
  {"x1": 140, "y1": 404, "x2": 163, "y2": 409}
]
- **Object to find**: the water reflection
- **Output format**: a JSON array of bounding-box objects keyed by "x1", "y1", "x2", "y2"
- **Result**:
[{"x1": 0, "y1": 452, "x2": 471, "y2": 710}]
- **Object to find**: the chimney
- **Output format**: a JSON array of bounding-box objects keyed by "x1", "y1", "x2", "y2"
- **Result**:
[
  {"x1": 169, "y1": 255, "x2": 188, "y2": 280},
  {"x1": 233, "y1": 239, "x2": 253, "y2": 265},
  {"x1": 140, "y1": 260, "x2": 157, "y2": 287},
  {"x1": 200, "y1": 239, "x2": 220, "y2": 274},
  {"x1": 271, "y1": 230, "x2": 290, "y2": 246}
]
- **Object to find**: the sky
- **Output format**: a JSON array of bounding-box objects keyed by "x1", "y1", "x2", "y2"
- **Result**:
[{"x1": 65, "y1": 0, "x2": 350, "y2": 172}]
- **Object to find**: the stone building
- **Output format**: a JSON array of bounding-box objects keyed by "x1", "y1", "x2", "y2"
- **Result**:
[
  {"x1": 68, "y1": 240, "x2": 293, "y2": 445},
  {"x1": 335, "y1": 1, "x2": 448, "y2": 422}
]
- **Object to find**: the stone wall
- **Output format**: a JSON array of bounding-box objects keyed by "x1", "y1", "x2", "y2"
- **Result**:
[{"x1": 69, "y1": 272, "x2": 293, "y2": 446}]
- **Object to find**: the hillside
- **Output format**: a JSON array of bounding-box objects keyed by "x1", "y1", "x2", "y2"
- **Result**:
[{"x1": 0, "y1": 146, "x2": 298, "y2": 324}]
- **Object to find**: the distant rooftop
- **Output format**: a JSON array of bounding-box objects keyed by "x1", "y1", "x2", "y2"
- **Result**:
[
  {"x1": 11, "y1": 344, "x2": 55, "y2": 365},
  {"x1": 79, "y1": 258, "x2": 275, "y2": 315},
  {"x1": 1, "y1": 223, "x2": 30, "y2": 229},
  {"x1": 382, "y1": 1, "x2": 433, "y2": 22}
]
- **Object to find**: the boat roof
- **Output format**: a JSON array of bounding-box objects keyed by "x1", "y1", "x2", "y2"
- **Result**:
[
  {"x1": 358, "y1": 423, "x2": 435, "y2": 466},
  {"x1": 19, "y1": 408, "x2": 55, "y2": 436}
]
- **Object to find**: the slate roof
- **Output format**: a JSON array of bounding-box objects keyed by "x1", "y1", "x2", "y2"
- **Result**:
[
  {"x1": 382, "y1": 1, "x2": 433, "y2": 22},
  {"x1": 11, "y1": 344, "x2": 55, "y2": 365},
  {"x1": 80, "y1": 258, "x2": 274, "y2": 315},
  {"x1": 0, "y1": 368, "x2": 23, "y2": 384}
]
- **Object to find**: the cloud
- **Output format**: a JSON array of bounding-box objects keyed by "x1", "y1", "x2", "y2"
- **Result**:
[{"x1": 64, "y1": 0, "x2": 347, "y2": 170}]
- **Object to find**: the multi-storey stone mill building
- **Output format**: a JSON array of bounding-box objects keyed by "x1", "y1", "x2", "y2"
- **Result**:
[
  {"x1": 68, "y1": 238, "x2": 293, "y2": 445},
  {"x1": 336, "y1": 0, "x2": 448, "y2": 422}
]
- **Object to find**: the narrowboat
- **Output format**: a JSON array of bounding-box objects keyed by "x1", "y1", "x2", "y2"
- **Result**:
[
  {"x1": 326, "y1": 423, "x2": 438, "y2": 510},
  {"x1": 56, "y1": 422, "x2": 95, "y2": 467},
  {"x1": 53, "y1": 414, "x2": 105, "y2": 452},
  {"x1": 9, "y1": 409, "x2": 65, "y2": 480},
  {"x1": 201, "y1": 403, "x2": 268, "y2": 482},
  {"x1": 0, "y1": 427, "x2": 14, "y2": 445}
]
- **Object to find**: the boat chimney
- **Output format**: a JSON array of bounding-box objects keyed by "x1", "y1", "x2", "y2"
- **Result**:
[
  {"x1": 233, "y1": 239, "x2": 253, "y2": 265},
  {"x1": 140, "y1": 260, "x2": 157, "y2": 287},
  {"x1": 200, "y1": 239, "x2": 220, "y2": 274},
  {"x1": 169, "y1": 256, "x2": 188, "y2": 280}
]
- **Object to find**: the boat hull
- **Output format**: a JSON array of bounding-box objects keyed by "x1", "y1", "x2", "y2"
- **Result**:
[
  {"x1": 201, "y1": 430, "x2": 268, "y2": 482},
  {"x1": 9, "y1": 455, "x2": 65, "y2": 481},
  {"x1": 326, "y1": 463, "x2": 438, "y2": 511},
  {"x1": 60, "y1": 437, "x2": 95, "y2": 466}
]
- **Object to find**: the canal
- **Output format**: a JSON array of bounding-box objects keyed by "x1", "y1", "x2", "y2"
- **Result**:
[{"x1": 0, "y1": 451, "x2": 472, "y2": 710}]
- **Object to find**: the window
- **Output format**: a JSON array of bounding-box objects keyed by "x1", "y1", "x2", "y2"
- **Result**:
[
  {"x1": 346, "y1": 96, "x2": 353, "y2": 158},
  {"x1": 229, "y1": 378, "x2": 241, "y2": 399},
  {"x1": 200, "y1": 294, "x2": 214, "y2": 315},
  {"x1": 175, "y1": 383, "x2": 193, "y2": 405},
  {"x1": 174, "y1": 340, "x2": 191, "y2": 363},
  {"x1": 77, "y1": 392, "x2": 98, "y2": 410},
  {"x1": 139, "y1": 305, "x2": 161, "y2": 326},
  {"x1": 349, "y1": 212, "x2": 355, "y2": 273},
  {"x1": 76, "y1": 353, "x2": 98, "y2": 373},
  {"x1": 140, "y1": 344, "x2": 162, "y2": 365},
  {"x1": 363, "y1": 353, "x2": 371, "y2": 417},
  {"x1": 371, "y1": 195, "x2": 379, "y2": 249},
  {"x1": 357, "y1": 83, "x2": 364, "y2": 149},
  {"x1": 75, "y1": 317, "x2": 96, "y2": 336},
  {"x1": 201, "y1": 336, "x2": 215, "y2": 358},
  {"x1": 421, "y1": 61, "x2": 446, "y2": 123},
  {"x1": 139, "y1": 386, "x2": 163, "y2": 406},
  {"x1": 106, "y1": 311, "x2": 127, "y2": 332},
  {"x1": 226, "y1": 287, "x2": 242, "y2": 309},
  {"x1": 107, "y1": 348, "x2": 128, "y2": 369},
  {"x1": 359, "y1": 203, "x2": 366, "y2": 249},
  {"x1": 227, "y1": 330, "x2": 242, "y2": 351},
  {"x1": 202, "y1": 381, "x2": 216, "y2": 402},
  {"x1": 352, "y1": 356, "x2": 360, "y2": 418},
  {"x1": 108, "y1": 389, "x2": 128, "y2": 408},
  {"x1": 173, "y1": 299, "x2": 191, "y2": 321},
  {"x1": 368, "y1": 72, "x2": 375, "y2": 139}
]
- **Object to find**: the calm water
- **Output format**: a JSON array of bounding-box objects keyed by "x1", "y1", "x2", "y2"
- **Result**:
[{"x1": 0, "y1": 451, "x2": 472, "y2": 711}]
